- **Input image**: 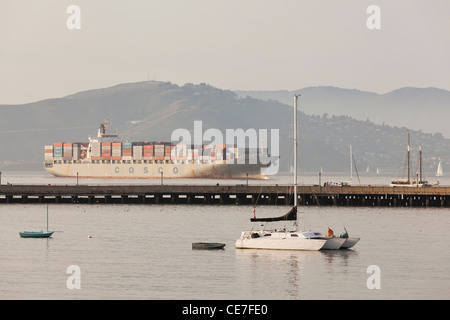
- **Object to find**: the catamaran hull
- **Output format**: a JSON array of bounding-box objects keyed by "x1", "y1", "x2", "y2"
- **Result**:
[
  {"x1": 45, "y1": 161, "x2": 267, "y2": 179},
  {"x1": 235, "y1": 238, "x2": 326, "y2": 251},
  {"x1": 320, "y1": 237, "x2": 346, "y2": 250},
  {"x1": 340, "y1": 237, "x2": 360, "y2": 249}
]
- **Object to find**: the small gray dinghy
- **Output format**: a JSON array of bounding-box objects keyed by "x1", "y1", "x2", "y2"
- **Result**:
[{"x1": 192, "y1": 242, "x2": 226, "y2": 250}]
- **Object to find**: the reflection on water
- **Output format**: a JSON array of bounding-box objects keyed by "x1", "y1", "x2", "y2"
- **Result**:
[{"x1": 235, "y1": 249, "x2": 359, "y2": 299}]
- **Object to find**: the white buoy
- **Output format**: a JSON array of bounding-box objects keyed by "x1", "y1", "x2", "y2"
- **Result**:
[{"x1": 88, "y1": 235, "x2": 92, "y2": 238}]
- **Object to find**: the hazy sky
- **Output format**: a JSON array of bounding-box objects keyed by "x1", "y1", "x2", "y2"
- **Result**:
[{"x1": 1, "y1": 0, "x2": 449, "y2": 104}]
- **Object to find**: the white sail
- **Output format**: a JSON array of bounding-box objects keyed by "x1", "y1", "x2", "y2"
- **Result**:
[{"x1": 436, "y1": 161, "x2": 444, "y2": 177}]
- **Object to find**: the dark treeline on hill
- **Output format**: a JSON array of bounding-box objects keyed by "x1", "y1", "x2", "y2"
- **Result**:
[{"x1": 0, "y1": 80, "x2": 448, "y2": 176}]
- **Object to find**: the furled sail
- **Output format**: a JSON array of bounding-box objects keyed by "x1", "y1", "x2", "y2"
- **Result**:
[{"x1": 250, "y1": 206, "x2": 297, "y2": 222}]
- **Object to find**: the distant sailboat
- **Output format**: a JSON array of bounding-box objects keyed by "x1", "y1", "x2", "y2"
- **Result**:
[
  {"x1": 341, "y1": 144, "x2": 360, "y2": 186},
  {"x1": 390, "y1": 131, "x2": 438, "y2": 187},
  {"x1": 436, "y1": 161, "x2": 444, "y2": 177}
]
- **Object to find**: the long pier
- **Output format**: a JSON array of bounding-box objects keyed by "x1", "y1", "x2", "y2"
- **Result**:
[{"x1": 1, "y1": 184, "x2": 450, "y2": 207}]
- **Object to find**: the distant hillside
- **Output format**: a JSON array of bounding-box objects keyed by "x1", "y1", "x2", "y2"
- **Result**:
[
  {"x1": 235, "y1": 86, "x2": 450, "y2": 138},
  {"x1": 0, "y1": 81, "x2": 449, "y2": 177}
]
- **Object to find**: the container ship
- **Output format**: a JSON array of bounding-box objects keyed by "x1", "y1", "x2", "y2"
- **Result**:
[{"x1": 44, "y1": 121, "x2": 269, "y2": 179}]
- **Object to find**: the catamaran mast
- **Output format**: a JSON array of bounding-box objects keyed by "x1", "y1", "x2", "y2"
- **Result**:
[
  {"x1": 293, "y1": 94, "x2": 299, "y2": 231},
  {"x1": 294, "y1": 94, "x2": 299, "y2": 208}
]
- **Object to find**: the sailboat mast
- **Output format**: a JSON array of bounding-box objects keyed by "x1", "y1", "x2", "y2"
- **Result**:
[
  {"x1": 46, "y1": 205, "x2": 49, "y2": 232},
  {"x1": 407, "y1": 130, "x2": 410, "y2": 183},
  {"x1": 419, "y1": 145, "x2": 422, "y2": 182},
  {"x1": 294, "y1": 94, "x2": 299, "y2": 208},
  {"x1": 350, "y1": 144, "x2": 353, "y2": 184}
]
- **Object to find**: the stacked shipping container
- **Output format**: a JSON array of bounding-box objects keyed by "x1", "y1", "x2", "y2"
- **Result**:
[
  {"x1": 174, "y1": 144, "x2": 187, "y2": 160},
  {"x1": 72, "y1": 144, "x2": 80, "y2": 160},
  {"x1": 45, "y1": 141, "x2": 241, "y2": 163},
  {"x1": 112, "y1": 142, "x2": 122, "y2": 160},
  {"x1": 101, "y1": 142, "x2": 111, "y2": 160},
  {"x1": 91, "y1": 142, "x2": 101, "y2": 160},
  {"x1": 63, "y1": 143, "x2": 72, "y2": 160},
  {"x1": 122, "y1": 142, "x2": 132, "y2": 160},
  {"x1": 133, "y1": 145, "x2": 143, "y2": 160},
  {"x1": 154, "y1": 144, "x2": 164, "y2": 160},
  {"x1": 164, "y1": 144, "x2": 172, "y2": 160},
  {"x1": 44, "y1": 146, "x2": 53, "y2": 161},
  {"x1": 53, "y1": 143, "x2": 63, "y2": 160},
  {"x1": 143, "y1": 144, "x2": 153, "y2": 160},
  {"x1": 215, "y1": 144, "x2": 226, "y2": 161}
]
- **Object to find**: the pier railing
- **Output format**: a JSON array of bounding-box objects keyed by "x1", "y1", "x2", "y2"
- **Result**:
[{"x1": 1, "y1": 184, "x2": 450, "y2": 207}]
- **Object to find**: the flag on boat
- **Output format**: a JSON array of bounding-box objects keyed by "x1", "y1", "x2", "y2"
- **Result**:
[{"x1": 327, "y1": 227, "x2": 334, "y2": 237}]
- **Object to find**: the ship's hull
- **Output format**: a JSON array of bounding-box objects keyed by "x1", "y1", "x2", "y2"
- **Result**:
[{"x1": 44, "y1": 161, "x2": 268, "y2": 179}]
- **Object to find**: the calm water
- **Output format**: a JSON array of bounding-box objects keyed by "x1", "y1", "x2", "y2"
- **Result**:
[{"x1": 1, "y1": 172, "x2": 449, "y2": 300}]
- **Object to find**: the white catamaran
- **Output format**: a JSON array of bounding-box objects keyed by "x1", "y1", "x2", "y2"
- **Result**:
[{"x1": 235, "y1": 95, "x2": 357, "y2": 251}]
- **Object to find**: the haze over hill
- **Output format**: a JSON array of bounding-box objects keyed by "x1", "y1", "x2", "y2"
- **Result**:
[
  {"x1": 235, "y1": 87, "x2": 450, "y2": 138},
  {"x1": 0, "y1": 81, "x2": 449, "y2": 178}
]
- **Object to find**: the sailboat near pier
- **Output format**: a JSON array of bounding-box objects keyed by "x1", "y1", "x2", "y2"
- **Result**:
[
  {"x1": 390, "y1": 131, "x2": 439, "y2": 187},
  {"x1": 235, "y1": 95, "x2": 358, "y2": 251},
  {"x1": 19, "y1": 205, "x2": 61, "y2": 238}
]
